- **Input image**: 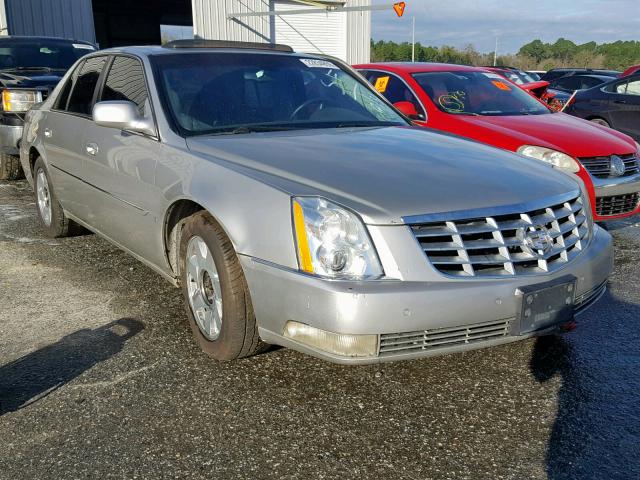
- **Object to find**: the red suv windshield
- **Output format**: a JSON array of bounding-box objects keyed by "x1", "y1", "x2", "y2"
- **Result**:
[{"x1": 413, "y1": 71, "x2": 551, "y2": 116}]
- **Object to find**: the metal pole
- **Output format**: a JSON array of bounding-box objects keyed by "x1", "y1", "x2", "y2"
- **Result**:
[
  {"x1": 228, "y1": 3, "x2": 395, "y2": 19},
  {"x1": 411, "y1": 16, "x2": 415, "y2": 62},
  {"x1": 493, "y1": 37, "x2": 498, "y2": 66}
]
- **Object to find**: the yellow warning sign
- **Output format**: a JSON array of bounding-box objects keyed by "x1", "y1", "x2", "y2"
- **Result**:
[{"x1": 374, "y1": 76, "x2": 390, "y2": 93}]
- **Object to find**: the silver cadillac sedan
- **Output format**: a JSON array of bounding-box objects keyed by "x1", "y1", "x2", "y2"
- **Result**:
[{"x1": 20, "y1": 40, "x2": 613, "y2": 364}]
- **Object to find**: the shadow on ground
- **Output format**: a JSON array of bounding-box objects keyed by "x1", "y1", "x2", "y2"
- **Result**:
[
  {"x1": 531, "y1": 291, "x2": 640, "y2": 480},
  {"x1": 0, "y1": 318, "x2": 144, "y2": 415}
]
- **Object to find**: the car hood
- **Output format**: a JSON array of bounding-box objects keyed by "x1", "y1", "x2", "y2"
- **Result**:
[
  {"x1": 187, "y1": 126, "x2": 580, "y2": 225},
  {"x1": 0, "y1": 70, "x2": 64, "y2": 89},
  {"x1": 451, "y1": 112, "x2": 636, "y2": 157}
]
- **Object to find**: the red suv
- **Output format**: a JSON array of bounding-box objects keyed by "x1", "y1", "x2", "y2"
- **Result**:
[{"x1": 355, "y1": 62, "x2": 640, "y2": 221}]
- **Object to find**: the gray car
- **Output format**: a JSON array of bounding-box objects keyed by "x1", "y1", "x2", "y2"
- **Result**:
[{"x1": 20, "y1": 40, "x2": 613, "y2": 364}]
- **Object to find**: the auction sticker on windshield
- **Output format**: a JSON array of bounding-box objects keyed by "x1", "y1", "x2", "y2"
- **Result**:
[
  {"x1": 300, "y1": 58, "x2": 337, "y2": 69},
  {"x1": 491, "y1": 80, "x2": 512, "y2": 91}
]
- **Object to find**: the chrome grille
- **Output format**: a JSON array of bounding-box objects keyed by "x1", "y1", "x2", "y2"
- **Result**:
[
  {"x1": 379, "y1": 319, "x2": 512, "y2": 356},
  {"x1": 410, "y1": 194, "x2": 589, "y2": 277},
  {"x1": 580, "y1": 154, "x2": 638, "y2": 178},
  {"x1": 595, "y1": 193, "x2": 639, "y2": 216}
]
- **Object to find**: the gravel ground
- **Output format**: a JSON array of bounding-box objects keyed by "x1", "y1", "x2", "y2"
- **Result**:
[{"x1": 1, "y1": 179, "x2": 639, "y2": 480}]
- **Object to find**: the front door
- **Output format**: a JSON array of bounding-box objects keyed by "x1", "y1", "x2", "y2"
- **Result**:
[
  {"x1": 81, "y1": 55, "x2": 164, "y2": 266},
  {"x1": 608, "y1": 78, "x2": 640, "y2": 140}
]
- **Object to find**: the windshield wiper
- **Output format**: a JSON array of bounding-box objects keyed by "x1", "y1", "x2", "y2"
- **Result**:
[
  {"x1": 205, "y1": 125, "x2": 301, "y2": 136},
  {"x1": 335, "y1": 121, "x2": 403, "y2": 128}
]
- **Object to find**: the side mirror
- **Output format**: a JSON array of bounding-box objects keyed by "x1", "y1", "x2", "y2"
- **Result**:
[
  {"x1": 393, "y1": 101, "x2": 421, "y2": 120},
  {"x1": 92, "y1": 101, "x2": 155, "y2": 136}
]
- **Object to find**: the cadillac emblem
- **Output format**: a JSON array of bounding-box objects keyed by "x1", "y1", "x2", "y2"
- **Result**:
[{"x1": 518, "y1": 225, "x2": 553, "y2": 257}]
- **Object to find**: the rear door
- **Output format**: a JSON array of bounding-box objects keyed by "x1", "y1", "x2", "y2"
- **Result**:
[
  {"x1": 42, "y1": 56, "x2": 108, "y2": 218},
  {"x1": 607, "y1": 78, "x2": 640, "y2": 139},
  {"x1": 81, "y1": 55, "x2": 164, "y2": 265}
]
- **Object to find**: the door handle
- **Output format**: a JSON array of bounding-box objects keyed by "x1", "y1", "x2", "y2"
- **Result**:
[
  {"x1": 86, "y1": 143, "x2": 98, "y2": 156},
  {"x1": 44, "y1": 128, "x2": 52, "y2": 138},
  {"x1": 614, "y1": 100, "x2": 627, "y2": 104}
]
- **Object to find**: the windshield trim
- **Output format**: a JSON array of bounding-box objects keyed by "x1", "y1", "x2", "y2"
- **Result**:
[{"x1": 150, "y1": 51, "x2": 411, "y2": 138}]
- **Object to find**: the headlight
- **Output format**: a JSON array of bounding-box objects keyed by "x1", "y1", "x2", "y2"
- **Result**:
[
  {"x1": 292, "y1": 197, "x2": 383, "y2": 279},
  {"x1": 517, "y1": 145, "x2": 580, "y2": 173},
  {"x1": 2, "y1": 89, "x2": 42, "y2": 112}
]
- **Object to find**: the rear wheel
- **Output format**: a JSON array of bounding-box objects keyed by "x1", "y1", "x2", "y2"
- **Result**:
[
  {"x1": 0, "y1": 153, "x2": 24, "y2": 180},
  {"x1": 33, "y1": 158, "x2": 73, "y2": 238},
  {"x1": 179, "y1": 211, "x2": 268, "y2": 360},
  {"x1": 589, "y1": 118, "x2": 610, "y2": 128}
]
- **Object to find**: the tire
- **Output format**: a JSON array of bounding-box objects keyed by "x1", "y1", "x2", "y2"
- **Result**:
[
  {"x1": 33, "y1": 158, "x2": 73, "y2": 238},
  {"x1": 179, "y1": 211, "x2": 268, "y2": 361},
  {"x1": 0, "y1": 153, "x2": 24, "y2": 181},
  {"x1": 589, "y1": 118, "x2": 610, "y2": 128}
]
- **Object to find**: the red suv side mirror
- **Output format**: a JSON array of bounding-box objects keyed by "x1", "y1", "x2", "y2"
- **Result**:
[{"x1": 393, "y1": 101, "x2": 420, "y2": 119}]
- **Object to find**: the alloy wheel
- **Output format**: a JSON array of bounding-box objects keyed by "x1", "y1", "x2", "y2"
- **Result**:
[{"x1": 185, "y1": 236, "x2": 223, "y2": 340}]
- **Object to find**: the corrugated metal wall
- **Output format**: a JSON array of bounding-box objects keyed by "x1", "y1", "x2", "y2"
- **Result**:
[
  {"x1": 192, "y1": 0, "x2": 371, "y2": 63},
  {"x1": 273, "y1": 1, "x2": 347, "y2": 59},
  {"x1": 4, "y1": 0, "x2": 96, "y2": 43},
  {"x1": 345, "y1": 0, "x2": 370, "y2": 64},
  {"x1": 192, "y1": 0, "x2": 272, "y2": 43},
  {"x1": 0, "y1": 2, "x2": 7, "y2": 36}
]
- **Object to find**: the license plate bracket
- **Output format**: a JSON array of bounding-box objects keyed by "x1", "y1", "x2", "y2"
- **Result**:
[{"x1": 517, "y1": 276, "x2": 576, "y2": 334}]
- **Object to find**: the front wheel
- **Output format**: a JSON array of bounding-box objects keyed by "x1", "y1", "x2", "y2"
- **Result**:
[{"x1": 179, "y1": 211, "x2": 268, "y2": 361}]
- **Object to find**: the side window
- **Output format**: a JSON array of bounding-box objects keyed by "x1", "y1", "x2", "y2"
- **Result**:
[
  {"x1": 553, "y1": 77, "x2": 581, "y2": 91},
  {"x1": 67, "y1": 56, "x2": 107, "y2": 116},
  {"x1": 580, "y1": 77, "x2": 602, "y2": 89},
  {"x1": 54, "y1": 61, "x2": 83, "y2": 111},
  {"x1": 100, "y1": 56, "x2": 149, "y2": 116},
  {"x1": 363, "y1": 71, "x2": 425, "y2": 120},
  {"x1": 625, "y1": 80, "x2": 640, "y2": 96}
]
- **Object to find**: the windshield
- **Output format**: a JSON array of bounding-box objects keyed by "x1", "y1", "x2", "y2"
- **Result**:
[
  {"x1": 0, "y1": 40, "x2": 95, "y2": 71},
  {"x1": 151, "y1": 52, "x2": 407, "y2": 136},
  {"x1": 413, "y1": 71, "x2": 550, "y2": 116}
]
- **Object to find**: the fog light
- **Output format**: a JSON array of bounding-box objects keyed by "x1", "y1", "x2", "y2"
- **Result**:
[{"x1": 283, "y1": 321, "x2": 378, "y2": 357}]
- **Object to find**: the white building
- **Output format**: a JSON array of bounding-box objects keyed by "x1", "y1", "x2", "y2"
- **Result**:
[
  {"x1": 0, "y1": 0, "x2": 372, "y2": 63},
  {"x1": 193, "y1": 0, "x2": 371, "y2": 63}
]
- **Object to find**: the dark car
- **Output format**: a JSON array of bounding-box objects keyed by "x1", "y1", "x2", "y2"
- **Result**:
[
  {"x1": 542, "y1": 68, "x2": 620, "y2": 82},
  {"x1": 545, "y1": 74, "x2": 613, "y2": 109},
  {"x1": 0, "y1": 36, "x2": 96, "y2": 180},
  {"x1": 564, "y1": 73, "x2": 640, "y2": 140}
]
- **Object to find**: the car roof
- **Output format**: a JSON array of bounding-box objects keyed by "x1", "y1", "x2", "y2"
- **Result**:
[
  {"x1": 95, "y1": 44, "x2": 327, "y2": 59},
  {"x1": 353, "y1": 62, "x2": 481, "y2": 74},
  {"x1": 557, "y1": 74, "x2": 612, "y2": 81},
  {"x1": 549, "y1": 68, "x2": 620, "y2": 75}
]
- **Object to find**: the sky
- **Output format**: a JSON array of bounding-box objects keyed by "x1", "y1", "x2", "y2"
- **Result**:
[{"x1": 371, "y1": 0, "x2": 640, "y2": 53}]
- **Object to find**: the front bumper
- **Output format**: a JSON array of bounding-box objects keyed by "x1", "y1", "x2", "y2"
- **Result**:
[
  {"x1": 241, "y1": 225, "x2": 613, "y2": 364},
  {"x1": 0, "y1": 124, "x2": 23, "y2": 155},
  {"x1": 591, "y1": 173, "x2": 640, "y2": 219}
]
